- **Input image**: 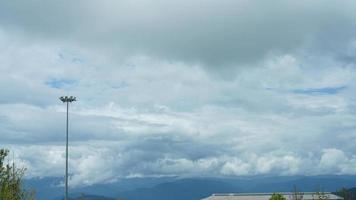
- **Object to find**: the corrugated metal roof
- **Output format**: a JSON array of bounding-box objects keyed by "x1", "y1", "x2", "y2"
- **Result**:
[{"x1": 202, "y1": 192, "x2": 343, "y2": 200}]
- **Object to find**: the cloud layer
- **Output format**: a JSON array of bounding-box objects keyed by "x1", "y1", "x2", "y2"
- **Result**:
[
  {"x1": 1, "y1": 0, "x2": 356, "y2": 186},
  {"x1": 1, "y1": 0, "x2": 356, "y2": 66}
]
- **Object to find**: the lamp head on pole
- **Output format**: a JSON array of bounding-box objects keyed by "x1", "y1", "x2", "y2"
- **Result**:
[{"x1": 59, "y1": 96, "x2": 76, "y2": 103}]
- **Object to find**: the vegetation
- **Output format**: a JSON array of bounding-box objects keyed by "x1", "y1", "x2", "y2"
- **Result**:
[
  {"x1": 0, "y1": 149, "x2": 35, "y2": 200},
  {"x1": 290, "y1": 185, "x2": 304, "y2": 200},
  {"x1": 269, "y1": 193, "x2": 287, "y2": 200},
  {"x1": 335, "y1": 188, "x2": 356, "y2": 200}
]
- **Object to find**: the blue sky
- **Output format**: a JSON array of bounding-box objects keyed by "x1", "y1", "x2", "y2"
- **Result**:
[
  {"x1": 46, "y1": 78, "x2": 77, "y2": 89},
  {"x1": 292, "y1": 86, "x2": 347, "y2": 95},
  {"x1": 0, "y1": 0, "x2": 356, "y2": 186}
]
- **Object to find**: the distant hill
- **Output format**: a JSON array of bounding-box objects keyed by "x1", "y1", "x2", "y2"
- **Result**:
[
  {"x1": 235, "y1": 176, "x2": 356, "y2": 192},
  {"x1": 25, "y1": 175, "x2": 356, "y2": 200},
  {"x1": 118, "y1": 178, "x2": 239, "y2": 200},
  {"x1": 70, "y1": 194, "x2": 116, "y2": 200},
  {"x1": 24, "y1": 176, "x2": 176, "y2": 200}
]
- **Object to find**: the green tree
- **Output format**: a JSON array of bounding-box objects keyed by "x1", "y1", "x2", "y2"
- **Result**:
[
  {"x1": 0, "y1": 149, "x2": 35, "y2": 200},
  {"x1": 269, "y1": 193, "x2": 287, "y2": 200},
  {"x1": 290, "y1": 185, "x2": 304, "y2": 200},
  {"x1": 80, "y1": 193, "x2": 86, "y2": 200},
  {"x1": 335, "y1": 188, "x2": 353, "y2": 200}
]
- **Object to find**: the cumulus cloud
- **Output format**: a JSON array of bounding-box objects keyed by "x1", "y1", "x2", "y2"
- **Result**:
[{"x1": 318, "y1": 148, "x2": 356, "y2": 174}]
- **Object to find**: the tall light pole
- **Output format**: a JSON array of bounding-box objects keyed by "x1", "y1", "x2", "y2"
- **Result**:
[{"x1": 59, "y1": 96, "x2": 76, "y2": 200}]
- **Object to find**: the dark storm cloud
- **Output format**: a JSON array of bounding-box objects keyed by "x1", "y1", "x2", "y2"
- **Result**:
[{"x1": 1, "y1": 0, "x2": 356, "y2": 66}]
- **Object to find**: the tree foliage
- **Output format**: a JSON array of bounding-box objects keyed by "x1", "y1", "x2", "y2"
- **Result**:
[
  {"x1": 0, "y1": 149, "x2": 35, "y2": 200},
  {"x1": 335, "y1": 188, "x2": 354, "y2": 200},
  {"x1": 269, "y1": 193, "x2": 287, "y2": 200},
  {"x1": 290, "y1": 185, "x2": 304, "y2": 200}
]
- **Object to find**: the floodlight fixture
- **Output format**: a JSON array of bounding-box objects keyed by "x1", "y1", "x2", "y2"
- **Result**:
[{"x1": 59, "y1": 96, "x2": 76, "y2": 103}]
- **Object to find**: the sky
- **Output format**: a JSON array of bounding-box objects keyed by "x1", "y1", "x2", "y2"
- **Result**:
[{"x1": 1, "y1": 0, "x2": 356, "y2": 187}]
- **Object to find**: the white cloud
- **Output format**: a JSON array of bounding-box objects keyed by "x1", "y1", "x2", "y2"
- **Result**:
[
  {"x1": 221, "y1": 158, "x2": 251, "y2": 176},
  {"x1": 318, "y1": 148, "x2": 356, "y2": 174}
]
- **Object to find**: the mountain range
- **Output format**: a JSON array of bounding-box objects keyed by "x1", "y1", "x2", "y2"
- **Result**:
[{"x1": 24, "y1": 175, "x2": 356, "y2": 200}]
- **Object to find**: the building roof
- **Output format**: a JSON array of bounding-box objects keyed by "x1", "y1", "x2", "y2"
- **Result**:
[{"x1": 202, "y1": 192, "x2": 343, "y2": 200}]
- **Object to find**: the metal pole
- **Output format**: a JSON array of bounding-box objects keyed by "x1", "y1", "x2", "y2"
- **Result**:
[
  {"x1": 65, "y1": 101, "x2": 69, "y2": 200},
  {"x1": 12, "y1": 152, "x2": 15, "y2": 199},
  {"x1": 60, "y1": 96, "x2": 76, "y2": 200}
]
